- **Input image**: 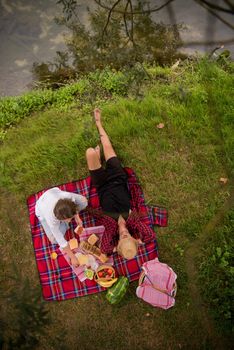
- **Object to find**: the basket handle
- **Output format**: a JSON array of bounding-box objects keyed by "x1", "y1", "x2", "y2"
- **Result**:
[{"x1": 140, "y1": 273, "x2": 175, "y2": 297}]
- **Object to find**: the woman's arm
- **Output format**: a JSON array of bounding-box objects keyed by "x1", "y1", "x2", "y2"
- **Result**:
[
  {"x1": 72, "y1": 194, "x2": 88, "y2": 211},
  {"x1": 74, "y1": 213, "x2": 83, "y2": 226},
  {"x1": 62, "y1": 245, "x2": 79, "y2": 267},
  {"x1": 74, "y1": 213, "x2": 84, "y2": 234},
  {"x1": 51, "y1": 223, "x2": 79, "y2": 266}
]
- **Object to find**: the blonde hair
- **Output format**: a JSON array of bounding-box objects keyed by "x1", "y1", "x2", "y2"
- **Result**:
[{"x1": 117, "y1": 237, "x2": 138, "y2": 260}]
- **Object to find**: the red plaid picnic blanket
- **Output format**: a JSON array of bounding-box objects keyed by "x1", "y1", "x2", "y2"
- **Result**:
[{"x1": 27, "y1": 168, "x2": 167, "y2": 301}]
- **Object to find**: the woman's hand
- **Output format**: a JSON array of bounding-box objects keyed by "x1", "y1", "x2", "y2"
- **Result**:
[
  {"x1": 62, "y1": 245, "x2": 79, "y2": 268},
  {"x1": 74, "y1": 214, "x2": 84, "y2": 234},
  {"x1": 74, "y1": 213, "x2": 83, "y2": 226},
  {"x1": 70, "y1": 255, "x2": 79, "y2": 268},
  {"x1": 74, "y1": 225, "x2": 84, "y2": 235}
]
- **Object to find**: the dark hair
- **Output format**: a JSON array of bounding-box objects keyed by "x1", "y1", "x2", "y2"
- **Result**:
[{"x1": 53, "y1": 199, "x2": 79, "y2": 220}]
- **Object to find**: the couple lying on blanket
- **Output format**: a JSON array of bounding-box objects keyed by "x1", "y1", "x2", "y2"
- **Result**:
[{"x1": 35, "y1": 108, "x2": 155, "y2": 268}]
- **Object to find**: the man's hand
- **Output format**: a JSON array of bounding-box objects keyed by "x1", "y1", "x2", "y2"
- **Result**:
[{"x1": 70, "y1": 255, "x2": 79, "y2": 268}]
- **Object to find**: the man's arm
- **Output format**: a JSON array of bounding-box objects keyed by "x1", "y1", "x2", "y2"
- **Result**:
[
  {"x1": 95, "y1": 214, "x2": 118, "y2": 255},
  {"x1": 126, "y1": 211, "x2": 156, "y2": 243}
]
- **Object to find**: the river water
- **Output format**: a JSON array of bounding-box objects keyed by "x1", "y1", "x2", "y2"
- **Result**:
[{"x1": 0, "y1": 0, "x2": 233, "y2": 97}]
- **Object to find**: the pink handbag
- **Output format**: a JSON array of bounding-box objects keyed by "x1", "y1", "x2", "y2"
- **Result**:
[{"x1": 136, "y1": 258, "x2": 177, "y2": 309}]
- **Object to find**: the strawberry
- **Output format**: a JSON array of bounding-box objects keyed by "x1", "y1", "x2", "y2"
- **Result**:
[{"x1": 107, "y1": 269, "x2": 113, "y2": 276}]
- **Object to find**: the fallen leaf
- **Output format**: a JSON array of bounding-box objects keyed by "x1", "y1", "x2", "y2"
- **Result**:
[
  {"x1": 219, "y1": 177, "x2": 228, "y2": 184},
  {"x1": 157, "y1": 123, "x2": 165, "y2": 129},
  {"x1": 171, "y1": 59, "x2": 180, "y2": 70}
]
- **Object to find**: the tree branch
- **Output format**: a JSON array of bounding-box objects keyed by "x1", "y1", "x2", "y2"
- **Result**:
[
  {"x1": 101, "y1": 0, "x2": 122, "y2": 39},
  {"x1": 94, "y1": 0, "x2": 176, "y2": 15},
  {"x1": 123, "y1": 0, "x2": 131, "y2": 40},
  {"x1": 94, "y1": 0, "x2": 234, "y2": 31},
  {"x1": 129, "y1": 0, "x2": 134, "y2": 44},
  {"x1": 197, "y1": 0, "x2": 234, "y2": 14},
  {"x1": 194, "y1": 0, "x2": 234, "y2": 30},
  {"x1": 224, "y1": 0, "x2": 234, "y2": 11}
]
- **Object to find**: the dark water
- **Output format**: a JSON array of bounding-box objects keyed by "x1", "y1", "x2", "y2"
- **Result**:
[
  {"x1": 0, "y1": 0, "x2": 69, "y2": 96},
  {"x1": 0, "y1": 0, "x2": 233, "y2": 97}
]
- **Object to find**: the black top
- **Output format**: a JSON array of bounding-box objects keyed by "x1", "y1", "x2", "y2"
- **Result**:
[
  {"x1": 89, "y1": 156, "x2": 131, "y2": 219},
  {"x1": 99, "y1": 179, "x2": 131, "y2": 219}
]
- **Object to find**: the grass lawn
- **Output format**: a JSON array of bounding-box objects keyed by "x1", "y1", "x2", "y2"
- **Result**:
[{"x1": 0, "y1": 58, "x2": 233, "y2": 349}]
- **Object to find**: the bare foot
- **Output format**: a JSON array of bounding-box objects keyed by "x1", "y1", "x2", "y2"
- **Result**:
[{"x1": 93, "y1": 108, "x2": 101, "y2": 125}]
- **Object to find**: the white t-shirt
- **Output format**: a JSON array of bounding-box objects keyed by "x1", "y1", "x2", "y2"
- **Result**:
[{"x1": 35, "y1": 187, "x2": 88, "y2": 248}]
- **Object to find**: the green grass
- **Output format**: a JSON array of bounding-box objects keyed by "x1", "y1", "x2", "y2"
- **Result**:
[
  {"x1": 199, "y1": 209, "x2": 234, "y2": 334},
  {"x1": 0, "y1": 58, "x2": 233, "y2": 349}
]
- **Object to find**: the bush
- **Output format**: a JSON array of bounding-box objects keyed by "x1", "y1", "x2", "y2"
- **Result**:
[
  {"x1": 32, "y1": 0, "x2": 184, "y2": 89},
  {"x1": 198, "y1": 209, "x2": 234, "y2": 334},
  {"x1": 0, "y1": 269, "x2": 50, "y2": 349},
  {"x1": 0, "y1": 65, "x2": 151, "y2": 140}
]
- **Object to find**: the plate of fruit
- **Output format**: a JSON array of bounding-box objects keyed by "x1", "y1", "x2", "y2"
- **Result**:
[{"x1": 94, "y1": 265, "x2": 117, "y2": 288}]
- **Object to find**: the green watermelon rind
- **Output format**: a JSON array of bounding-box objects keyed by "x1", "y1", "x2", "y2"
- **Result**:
[{"x1": 106, "y1": 276, "x2": 129, "y2": 304}]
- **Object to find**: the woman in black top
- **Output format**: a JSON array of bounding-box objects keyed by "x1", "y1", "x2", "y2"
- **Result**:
[
  {"x1": 85, "y1": 109, "x2": 156, "y2": 260},
  {"x1": 86, "y1": 108, "x2": 131, "y2": 220}
]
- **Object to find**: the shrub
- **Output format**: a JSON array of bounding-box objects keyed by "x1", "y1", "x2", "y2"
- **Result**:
[{"x1": 198, "y1": 209, "x2": 234, "y2": 334}]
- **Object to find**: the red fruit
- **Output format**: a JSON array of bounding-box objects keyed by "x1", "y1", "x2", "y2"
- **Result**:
[
  {"x1": 98, "y1": 271, "x2": 103, "y2": 278},
  {"x1": 107, "y1": 269, "x2": 113, "y2": 276}
]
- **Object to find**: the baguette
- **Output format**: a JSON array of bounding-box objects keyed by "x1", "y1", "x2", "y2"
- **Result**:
[
  {"x1": 75, "y1": 253, "x2": 89, "y2": 265},
  {"x1": 80, "y1": 241, "x2": 108, "y2": 263}
]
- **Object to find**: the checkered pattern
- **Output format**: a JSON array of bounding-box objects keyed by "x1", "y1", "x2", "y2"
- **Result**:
[
  {"x1": 92, "y1": 209, "x2": 157, "y2": 255},
  {"x1": 27, "y1": 167, "x2": 168, "y2": 301}
]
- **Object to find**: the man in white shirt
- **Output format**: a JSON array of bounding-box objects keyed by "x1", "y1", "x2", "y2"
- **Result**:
[{"x1": 35, "y1": 187, "x2": 87, "y2": 267}]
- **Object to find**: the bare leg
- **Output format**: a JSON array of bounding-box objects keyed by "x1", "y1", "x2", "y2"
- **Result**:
[
  {"x1": 93, "y1": 108, "x2": 116, "y2": 162},
  {"x1": 94, "y1": 145, "x2": 101, "y2": 161},
  {"x1": 86, "y1": 147, "x2": 102, "y2": 171}
]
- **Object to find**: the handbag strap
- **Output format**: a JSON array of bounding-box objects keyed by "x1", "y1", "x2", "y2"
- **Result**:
[{"x1": 144, "y1": 274, "x2": 172, "y2": 297}]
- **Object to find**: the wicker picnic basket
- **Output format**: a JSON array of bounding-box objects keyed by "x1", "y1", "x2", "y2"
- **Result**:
[{"x1": 94, "y1": 265, "x2": 117, "y2": 288}]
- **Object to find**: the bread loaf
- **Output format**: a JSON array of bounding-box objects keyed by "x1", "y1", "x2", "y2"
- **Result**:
[
  {"x1": 80, "y1": 241, "x2": 108, "y2": 263},
  {"x1": 75, "y1": 253, "x2": 89, "y2": 265},
  {"x1": 69, "y1": 238, "x2": 79, "y2": 250},
  {"x1": 88, "y1": 234, "x2": 99, "y2": 245}
]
